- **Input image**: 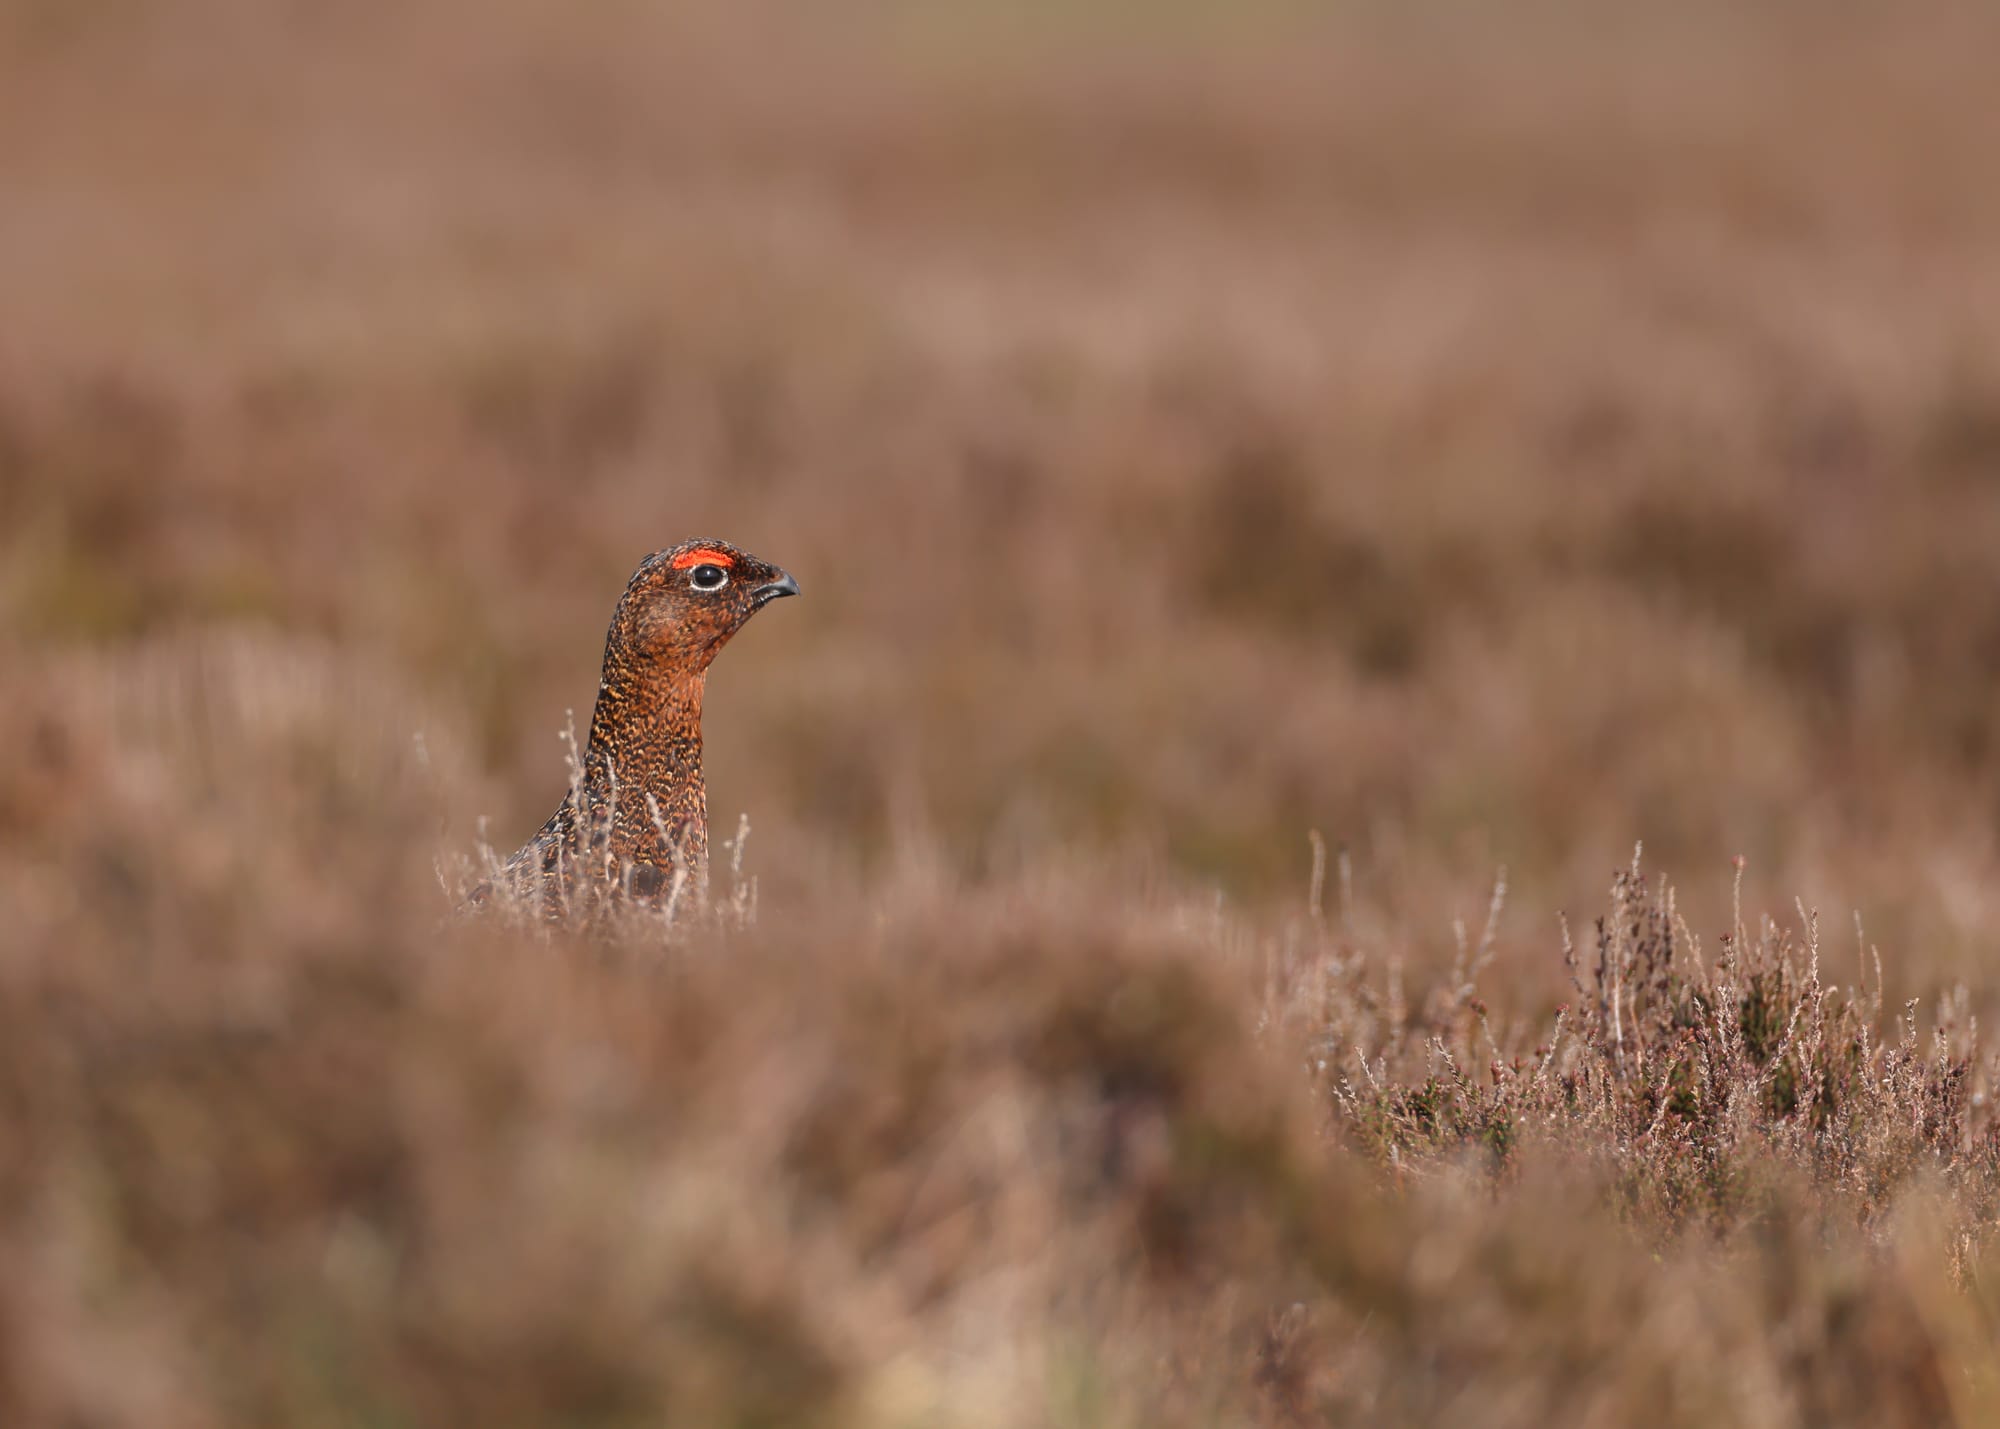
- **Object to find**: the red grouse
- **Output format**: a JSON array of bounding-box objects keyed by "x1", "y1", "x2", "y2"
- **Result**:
[{"x1": 493, "y1": 539, "x2": 799, "y2": 913}]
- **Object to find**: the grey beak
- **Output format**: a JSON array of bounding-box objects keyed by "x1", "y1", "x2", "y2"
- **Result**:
[{"x1": 754, "y1": 570, "x2": 800, "y2": 606}]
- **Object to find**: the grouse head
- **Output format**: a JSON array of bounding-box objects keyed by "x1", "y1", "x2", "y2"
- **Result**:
[{"x1": 610, "y1": 539, "x2": 801, "y2": 675}]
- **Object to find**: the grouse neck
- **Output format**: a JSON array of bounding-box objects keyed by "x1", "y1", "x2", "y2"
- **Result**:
[{"x1": 581, "y1": 650, "x2": 706, "y2": 798}]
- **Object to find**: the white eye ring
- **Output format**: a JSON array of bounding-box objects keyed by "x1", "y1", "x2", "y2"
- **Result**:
[{"x1": 689, "y1": 563, "x2": 729, "y2": 592}]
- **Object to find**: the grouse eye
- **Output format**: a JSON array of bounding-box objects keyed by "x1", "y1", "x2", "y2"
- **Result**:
[{"x1": 689, "y1": 563, "x2": 729, "y2": 592}]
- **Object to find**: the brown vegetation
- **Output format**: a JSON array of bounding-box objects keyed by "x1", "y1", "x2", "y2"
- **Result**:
[{"x1": 6, "y1": 3, "x2": 2000, "y2": 1423}]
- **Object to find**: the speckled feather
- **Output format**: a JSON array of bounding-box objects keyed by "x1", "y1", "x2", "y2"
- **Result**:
[{"x1": 489, "y1": 539, "x2": 797, "y2": 915}]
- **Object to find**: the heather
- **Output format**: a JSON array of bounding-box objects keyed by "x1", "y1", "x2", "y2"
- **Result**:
[{"x1": 5, "y1": 4, "x2": 2000, "y2": 1423}]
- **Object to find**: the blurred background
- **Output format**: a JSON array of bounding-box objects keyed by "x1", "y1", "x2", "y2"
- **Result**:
[
  {"x1": 14, "y1": 5, "x2": 2000, "y2": 1424},
  {"x1": 8, "y1": 1, "x2": 2000, "y2": 1013}
]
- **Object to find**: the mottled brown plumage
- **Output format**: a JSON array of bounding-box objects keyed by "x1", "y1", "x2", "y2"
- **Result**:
[{"x1": 494, "y1": 539, "x2": 798, "y2": 914}]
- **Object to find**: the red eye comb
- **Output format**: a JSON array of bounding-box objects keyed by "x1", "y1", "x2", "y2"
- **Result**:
[{"x1": 670, "y1": 547, "x2": 736, "y2": 570}]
